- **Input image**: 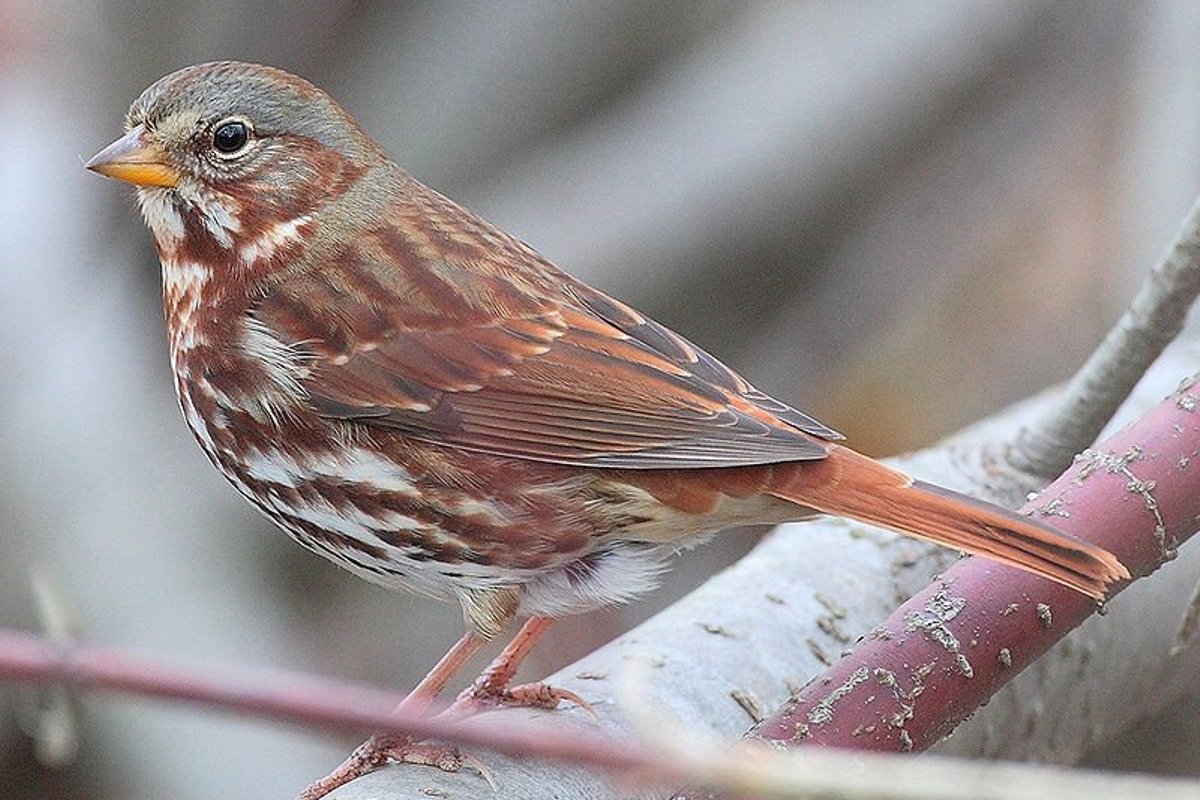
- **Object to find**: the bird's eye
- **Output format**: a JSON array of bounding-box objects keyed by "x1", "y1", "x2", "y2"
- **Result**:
[{"x1": 211, "y1": 119, "x2": 252, "y2": 157}]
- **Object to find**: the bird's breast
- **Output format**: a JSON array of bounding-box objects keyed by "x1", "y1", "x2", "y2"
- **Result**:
[
  {"x1": 161, "y1": 256, "x2": 214, "y2": 365},
  {"x1": 169, "y1": 355, "x2": 618, "y2": 594}
]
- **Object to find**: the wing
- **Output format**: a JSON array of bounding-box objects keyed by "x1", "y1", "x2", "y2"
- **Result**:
[{"x1": 254, "y1": 194, "x2": 842, "y2": 469}]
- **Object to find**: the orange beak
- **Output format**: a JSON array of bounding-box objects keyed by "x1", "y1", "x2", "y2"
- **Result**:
[{"x1": 85, "y1": 124, "x2": 181, "y2": 188}]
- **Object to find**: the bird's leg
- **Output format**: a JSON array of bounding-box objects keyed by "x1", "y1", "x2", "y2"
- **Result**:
[
  {"x1": 393, "y1": 629, "x2": 489, "y2": 716},
  {"x1": 445, "y1": 616, "x2": 591, "y2": 716},
  {"x1": 298, "y1": 630, "x2": 486, "y2": 800},
  {"x1": 383, "y1": 617, "x2": 591, "y2": 780},
  {"x1": 300, "y1": 619, "x2": 592, "y2": 797}
]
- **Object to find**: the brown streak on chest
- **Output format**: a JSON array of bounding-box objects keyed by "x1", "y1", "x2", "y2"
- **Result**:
[{"x1": 178, "y1": 366, "x2": 601, "y2": 573}]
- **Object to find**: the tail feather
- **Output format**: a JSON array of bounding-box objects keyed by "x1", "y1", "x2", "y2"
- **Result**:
[{"x1": 769, "y1": 447, "x2": 1129, "y2": 600}]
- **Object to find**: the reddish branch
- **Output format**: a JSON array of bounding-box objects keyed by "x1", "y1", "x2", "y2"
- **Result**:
[
  {"x1": 0, "y1": 629, "x2": 655, "y2": 775},
  {"x1": 7, "y1": 630, "x2": 1200, "y2": 800},
  {"x1": 744, "y1": 374, "x2": 1197, "y2": 755}
]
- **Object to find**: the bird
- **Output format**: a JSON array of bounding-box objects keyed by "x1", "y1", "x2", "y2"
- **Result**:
[{"x1": 86, "y1": 61, "x2": 1129, "y2": 797}]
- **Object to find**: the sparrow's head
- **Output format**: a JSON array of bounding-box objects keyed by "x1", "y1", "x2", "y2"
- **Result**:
[{"x1": 87, "y1": 61, "x2": 381, "y2": 259}]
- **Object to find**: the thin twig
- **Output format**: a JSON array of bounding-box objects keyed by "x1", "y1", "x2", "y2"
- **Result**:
[
  {"x1": 27, "y1": 568, "x2": 80, "y2": 766},
  {"x1": 0, "y1": 629, "x2": 648, "y2": 771},
  {"x1": 1012, "y1": 194, "x2": 1200, "y2": 479},
  {"x1": 1, "y1": 628, "x2": 1197, "y2": 800}
]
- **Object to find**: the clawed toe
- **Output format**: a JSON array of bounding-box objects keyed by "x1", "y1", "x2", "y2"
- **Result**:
[
  {"x1": 297, "y1": 733, "x2": 414, "y2": 799},
  {"x1": 462, "y1": 680, "x2": 596, "y2": 717},
  {"x1": 298, "y1": 734, "x2": 498, "y2": 800},
  {"x1": 396, "y1": 745, "x2": 497, "y2": 788},
  {"x1": 298, "y1": 618, "x2": 582, "y2": 798},
  {"x1": 392, "y1": 741, "x2": 463, "y2": 771}
]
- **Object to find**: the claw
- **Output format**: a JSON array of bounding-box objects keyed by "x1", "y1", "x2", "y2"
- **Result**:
[
  {"x1": 298, "y1": 736, "x2": 499, "y2": 800},
  {"x1": 450, "y1": 677, "x2": 595, "y2": 718},
  {"x1": 462, "y1": 752, "x2": 498, "y2": 790},
  {"x1": 395, "y1": 743, "x2": 497, "y2": 789},
  {"x1": 504, "y1": 682, "x2": 597, "y2": 718},
  {"x1": 395, "y1": 742, "x2": 464, "y2": 771},
  {"x1": 297, "y1": 733, "x2": 414, "y2": 799}
]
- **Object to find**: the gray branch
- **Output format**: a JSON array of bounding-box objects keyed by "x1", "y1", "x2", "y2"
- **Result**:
[{"x1": 1012, "y1": 194, "x2": 1200, "y2": 479}]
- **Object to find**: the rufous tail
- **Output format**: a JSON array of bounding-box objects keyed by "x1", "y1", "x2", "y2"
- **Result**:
[{"x1": 768, "y1": 445, "x2": 1129, "y2": 600}]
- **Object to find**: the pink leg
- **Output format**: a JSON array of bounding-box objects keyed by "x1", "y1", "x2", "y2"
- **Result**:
[
  {"x1": 299, "y1": 618, "x2": 591, "y2": 799},
  {"x1": 448, "y1": 616, "x2": 591, "y2": 716},
  {"x1": 298, "y1": 631, "x2": 486, "y2": 800}
]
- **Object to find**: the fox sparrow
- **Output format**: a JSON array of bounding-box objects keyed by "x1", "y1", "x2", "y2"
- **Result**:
[{"x1": 88, "y1": 62, "x2": 1128, "y2": 797}]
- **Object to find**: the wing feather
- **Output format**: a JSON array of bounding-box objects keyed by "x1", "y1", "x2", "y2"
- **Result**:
[{"x1": 256, "y1": 200, "x2": 843, "y2": 469}]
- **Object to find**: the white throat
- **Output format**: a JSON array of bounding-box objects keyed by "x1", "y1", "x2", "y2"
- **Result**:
[{"x1": 136, "y1": 182, "x2": 243, "y2": 254}]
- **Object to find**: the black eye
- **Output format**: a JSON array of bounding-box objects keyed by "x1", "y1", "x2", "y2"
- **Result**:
[{"x1": 212, "y1": 120, "x2": 250, "y2": 155}]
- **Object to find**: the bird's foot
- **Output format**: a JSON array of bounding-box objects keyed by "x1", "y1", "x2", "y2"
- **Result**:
[
  {"x1": 297, "y1": 734, "x2": 496, "y2": 799},
  {"x1": 296, "y1": 732, "x2": 413, "y2": 800},
  {"x1": 394, "y1": 743, "x2": 497, "y2": 787},
  {"x1": 450, "y1": 677, "x2": 595, "y2": 717},
  {"x1": 297, "y1": 618, "x2": 584, "y2": 798},
  {"x1": 444, "y1": 616, "x2": 594, "y2": 717}
]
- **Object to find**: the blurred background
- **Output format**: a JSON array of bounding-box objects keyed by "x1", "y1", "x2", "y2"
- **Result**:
[{"x1": 2, "y1": 1, "x2": 1200, "y2": 796}]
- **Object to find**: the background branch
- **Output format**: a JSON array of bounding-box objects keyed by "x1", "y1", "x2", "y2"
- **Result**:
[
  {"x1": 1012, "y1": 193, "x2": 1200, "y2": 478},
  {"x1": 0, "y1": 629, "x2": 648, "y2": 774},
  {"x1": 747, "y1": 376, "x2": 1195, "y2": 755},
  {"x1": 3, "y1": 630, "x2": 1200, "y2": 800}
]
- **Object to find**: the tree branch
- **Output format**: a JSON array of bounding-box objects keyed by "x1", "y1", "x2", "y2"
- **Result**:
[
  {"x1": 746, "y1": 376, "x2": 1195, "y2": 756},
  {"x1": 3, "y1": 629, "x2": 1199, "y2": 800},
  {"x1": 0, "y1": 629, "x2": 647, "y2": 773},
  {"x1": 1012, "y1": 193, "x2": 1200, "y2": 479}
]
